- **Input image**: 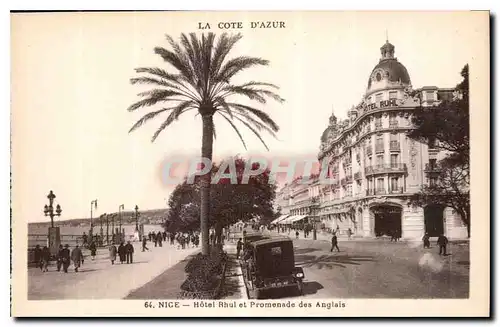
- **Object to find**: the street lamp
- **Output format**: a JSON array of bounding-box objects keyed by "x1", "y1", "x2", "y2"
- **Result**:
[
  {"x1": 43, "y1": 190, "x2": 62, "y2": 228},
  {"x1": 90, "y1": 199, "x2": 98, "y2": 239},
  {"x1": 119, "y1": 204, "x2": 124, "y2": 242},
  {"x1": 134, "y1": 205, "x2": 139, "y2": 232}
]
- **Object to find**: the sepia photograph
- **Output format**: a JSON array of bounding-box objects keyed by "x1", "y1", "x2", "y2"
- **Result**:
[{"x1": 10, "y1": 10, "x2": 489, "y2": 317}]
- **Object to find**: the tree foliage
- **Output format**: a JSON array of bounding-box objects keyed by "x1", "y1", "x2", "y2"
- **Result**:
[
  {"x1": 165, "y1": 157, "x2": 277, "y2": 239},
  {"x1": 407, "y1": 65, "x2": 470, "y2": 236}
]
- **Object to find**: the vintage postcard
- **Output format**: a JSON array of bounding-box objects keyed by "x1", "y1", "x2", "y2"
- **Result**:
[{"x1": 11, "y1": 11, "x2": 490, "y2": 317}]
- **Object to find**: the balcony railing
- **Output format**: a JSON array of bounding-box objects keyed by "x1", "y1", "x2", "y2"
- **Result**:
[
  {"x1": 366, "y1": 146, "x2": 373, "y2": 156},
  {"x1": 389, "y1": 121, "x2": 398, "y2": 128},
  {"x1": 354, "y1": 171, "x2": 362, "y2": 180},
  {"x1": 424, "y1": 163, "x2": 442, "y2": 174},
  {"x1": 375, "y1": 144, "x2": 385, "y2": 153},
  {"x1": 365, "y1": 163, "x2": 407, "y2": 176},
  {"x1": 366, "y1": 187, "x2": 404, "y2": 196},
  {"x1": 389, "y1": 140, "x2": 400, "y2": 152},
  {"x1": 375, "y1": 122, "x2": 383, "y2": 130}
]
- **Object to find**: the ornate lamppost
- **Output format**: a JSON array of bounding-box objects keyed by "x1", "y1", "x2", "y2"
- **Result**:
[
  {"x1": 44, "y1": 190, "x2": 62, "y2": 254},
  {"x1": 119, "y1": 204, "x2": 124, "y2": 242},
  {"x1": 134, "y1": 205, "x2": 139, "y2": 231},
  {"x1": 44, "y1": 190, "x2": 62, "y2": 228}
]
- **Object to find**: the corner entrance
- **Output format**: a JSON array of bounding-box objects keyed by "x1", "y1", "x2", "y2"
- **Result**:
[
  {"x1": 424, "y1": 204, "x2": 445, "y2": 237},
  {"x1": 371, "y1": 204, "x2": 402, "y2": 237}
]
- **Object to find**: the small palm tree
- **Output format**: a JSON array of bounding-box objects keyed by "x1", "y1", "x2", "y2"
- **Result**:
[{"x1": 127, "y1": 32, "x2": 284, "y2": 256}]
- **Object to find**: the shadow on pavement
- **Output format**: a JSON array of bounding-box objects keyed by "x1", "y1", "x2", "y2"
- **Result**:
[
  {"x1": 260, "y1": 281, "x2": 324, "y2": 299},
  {"x1": 295, "y1": 254, "x2": 375, "y2": 269},
  {"x1": 293, "y1": 248, "x2": 320, "y2": 255}
]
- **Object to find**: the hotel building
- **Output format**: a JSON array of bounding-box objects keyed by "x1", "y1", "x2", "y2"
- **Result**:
[{"x1": 274, "y1": 41, "x2": 468, "y2": 240}]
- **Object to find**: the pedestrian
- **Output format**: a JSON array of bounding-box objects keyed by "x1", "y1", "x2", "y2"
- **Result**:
[
  {"x1": 60, "y1": 244, "x2": 71, "y2": 273},
  {"x1": 56, "y1": 244, "x2": 64, "y2": 272},
  {"x1": 163, "y1": 231, "x2": 167, "y2": 242},
  {"x1": 390, "y1": 230, "x2": 397, "y2": 242},
  {"x1": 109, "y1": 242, "x2": 117, "y2": 264},
  {"x1": 347, "y1": 228, "x2": 352, "y2": 240},
  {"x1": 210, "y1": 232, "x2": 215, "y2": 245},
  {"x1": 330, "y1": 233, "x2": 340, "y2": 252},
  {"x1": 118, "y1": 241, "x2": 126, "y2": 264},
  {"x1": 142, "y1": 236, "x2": 149, "y2": 252},
  {"x1": 40, "y1": 246, "x2": 50, "y2": 272},
  {"x1": 89, "y1": 241, "x2": 97, "y2": 260},
  {"x1": 336, "y1": 225, "x2": 340, "y2": 235},
  {"x1": 295, "y1": 230, "x2": 299, "y2": 239},
  {"x1": 422, "y1": 233, "x2": 430, "y2": 249},
  {"x1": 236, "y1": 238, "x2": 243, "y2": 259},
  {"x1": 170, "y1": 233, "x2": 175, "y2": 246},
  {"x1": 33, "y1": 245, "x2": 42, "y2": 268},
  {"x1": 125, "y1": 241, "x2": 134, "y2": 264},
  {"x1": 437, "y1": 233, "x2": 449, "y2": 255},
  {"x1": 82, "y1": 232, "x2": 88, "y2": 247},
  {"x1": 186, "y1": 234, "x2": 191, "y2": 247},
  {"x1": 71, "y1": 244, "x2": 83, "y2": 272},
  {"x1": 157, "y1": 232, "x2": 163, "y2": 247},
  {"x1": 154, "y1": 233, "x2": 158, "y2": 247},
  {"x1": 194, "y1": 234, "x2": 200, "y2": 247}
]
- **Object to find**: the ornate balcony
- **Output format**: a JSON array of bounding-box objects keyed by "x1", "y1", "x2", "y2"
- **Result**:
[
  {"x1": 375, "y1": 122, "x2": 383, "y2": 130},
  {"x1": 389, "y1": 121, "x2": 398, "y2": 128},
  {"x1": 364, "y1": 163, "x2": 407, "y2": 176},
  {"x1": 366, "y1": 146, "x2": 373, "y2": 156},
  {"x1": 367, "y1": 187, "x2": 404, "y2": 196},
  {"x1": 345, "y1": 175, "x2": 353, "y2": 183},
  {"x1": 424, "y1": 163, "x2": 442, "y2": 175},
  {"x1": 389, "y1": 140, "x2": 400, "y2": 152},
  {"x1": 354, "y1": 171, "x2": 362, "y2": 180},
  {"x1": 375, "y1": 144, "x2": 385, "y2": 153}
]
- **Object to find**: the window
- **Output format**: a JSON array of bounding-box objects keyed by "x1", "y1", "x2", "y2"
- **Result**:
[
  {"x1": 428, "y1": 138, "x2": 436, "y2": 149},
  {"x1": 426, "y1": 91, "x2": 435, "y2": 101},
  {"x1": 375, "y1": 117, "x2": 382, "y2": 127},
  {"x1": 390, "y1": 154, "x2": 399, "y2": 166},
  {"x1": 391, "y1": 177, "x2": 399, "y2": 191},
  {"x1": 429, "y1": 177, "x2": 438, "y2": 187},
  {"x1": 376, "y1": 178, "x2": 384, "y2": 190},
  {"x1": 389, "y1": 91, "x2": 398, "y2": 99},
  {"x1": 376, "y1": 155, "x2": 384, "y2": 166},
  {"x1": 429, "y1": 158, "x2": 437, "y2": 169},
  {"x1": 376, "y1": 93, "x2": 383, "y2": 103}
]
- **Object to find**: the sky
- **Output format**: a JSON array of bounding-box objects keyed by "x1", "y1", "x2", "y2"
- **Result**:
[{"x1": 11, "y1": 11, "x2": 488, "y2": 222}]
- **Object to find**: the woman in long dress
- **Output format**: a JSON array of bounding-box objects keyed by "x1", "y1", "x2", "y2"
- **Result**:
[{"x1": 109, "y1": 243, "x2": 117, "y2": 265}]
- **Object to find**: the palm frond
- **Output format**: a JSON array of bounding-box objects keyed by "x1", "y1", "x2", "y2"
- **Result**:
[
  {"x1": 213, "y1": 97, "x2": 234, "y2": 119},
  {"x1": 210, "y1": 33, "x2": 243, "y2": 81},
  {"x1": 216, "y1": 56, "x2": 269, "y2": 83},
  {"x1": 227, "y1": 102, "x2": 280, "y2": 132},
  {"x1": 128, "y1": 107, "x2": 172, "y2": 133},
  {"x1": 230, "y1": 115, "x2": 271, "y2": 151},
  {"x1": 231, "y1": 110, "x2": 277, "y2": 138},
  {"x1": 239, "y1": 81, "x2": 280, "y2": 89},
  {"x1": 217, "y1": 112, "x2": 247, "y2": 150},
  {"x1": 127, "y1": 90, "x2": 184, "y2": 111},
  {"x1": 154, "y1": 47, "x2": 196, "y2": 86},
  {"x1": 151, "y1": 101, "x2": 196, "y2": 142},
  {"x1": 220, "y1": 86, "x2": 267, "y2": 103}
]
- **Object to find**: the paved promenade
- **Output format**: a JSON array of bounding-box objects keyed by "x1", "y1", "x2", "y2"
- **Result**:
[{"x1": 28, "y1": 242, "x2": 198, "y2": 300}]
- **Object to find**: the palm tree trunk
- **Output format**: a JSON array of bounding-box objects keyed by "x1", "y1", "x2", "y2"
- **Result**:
[{"x1": 200, "y1": 114, "x2": 214, "y2": 256}]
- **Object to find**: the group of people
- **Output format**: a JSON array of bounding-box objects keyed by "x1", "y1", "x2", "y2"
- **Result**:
[
  {"x1": 32, "y1": 244, "x2": 85, "y2": 273},
  {"x1": 422, "y1": 233, "x2": 449, "y2": 255},
  {"x1": 109, "y1": 241, "x2": 135, "y2": 264}
]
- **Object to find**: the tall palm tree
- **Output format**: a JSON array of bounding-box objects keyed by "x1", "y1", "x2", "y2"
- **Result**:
[{"x1": 127, "y1": 32, "x2": 284, "y2": 256}]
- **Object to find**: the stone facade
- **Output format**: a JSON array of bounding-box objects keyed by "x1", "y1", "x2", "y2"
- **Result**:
[{"x1": 275, "y1": 40, "x2": 468, "y2": 240}]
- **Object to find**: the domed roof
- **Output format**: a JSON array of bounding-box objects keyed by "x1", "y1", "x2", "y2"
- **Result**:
[{"x1": 367, "y1": 41, "x2": 411, "y2": 90}]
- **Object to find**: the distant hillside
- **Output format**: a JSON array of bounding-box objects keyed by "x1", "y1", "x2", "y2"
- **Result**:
[{"x1": 29, "y1": 208, "x2": 169, "y2": 228}]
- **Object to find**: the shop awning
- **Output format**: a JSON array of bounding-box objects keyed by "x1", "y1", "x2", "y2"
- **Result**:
[
  {"x1": 279, "y1": 215, "x2": 309, "y2": 224},
  {"x1": 270, "y1": 214, "x2": 289, "y2": 225}
]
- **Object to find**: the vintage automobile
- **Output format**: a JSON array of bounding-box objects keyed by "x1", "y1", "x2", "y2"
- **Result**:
[
  {"x1": 240, "y1": 236, "x2": 305, "y2": 299},
  {"x1": 242, "y1": 231, "x2": 269, "y2": 243}
]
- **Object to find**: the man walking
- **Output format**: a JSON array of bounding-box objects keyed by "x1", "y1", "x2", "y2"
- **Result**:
[
  {"x1": 142, "y1": 236, "x2": 149, "y2": 252},
  {"x1": 71, "y1": 244, "x2": 83, "y2": 272},
  {"x1": 422, "y1": 233, "x2": 430, "y2": 249},
  {"x1": 60, "y1": 244, "x2": 71, "y2": 273},
  {"x1": 126, "y1": 241, "x2": 134, "y2": 264},
  {"x1": 109, "y1": 242, "x2": 117, "y2": 264},
  {"x1": 236, "y1": 238, "x2": 243, "y2": 259},
  {"x1": 56, "y1": 244, "x2": 64, "y2": 272},
  {"x1": 330, "y1": 233, "x2": 340, "y2": 252},
  {"x1": 437, "y1": 233, "x2": 449, "y2": 255}
]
